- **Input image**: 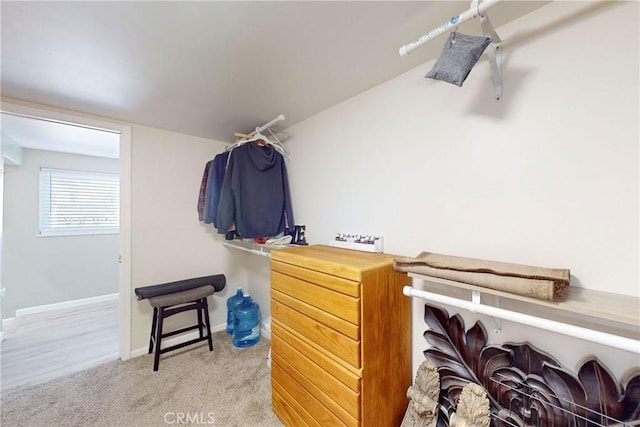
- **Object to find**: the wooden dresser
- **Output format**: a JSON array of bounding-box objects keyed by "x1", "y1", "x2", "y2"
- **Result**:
[{"x1": 270, "y1": 245, "x2": 411, "y2": 427}]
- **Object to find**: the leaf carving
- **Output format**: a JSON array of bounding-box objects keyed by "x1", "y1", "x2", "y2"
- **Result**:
[
  {"x1": 478, "y1": 345, "x2": 513, "y2": 386},
  {"x1": 424, "y1": 304, "x2": 454, "y2": 339},
  {"x1": 448, "y1": 314, "x2": 466, "y2": 356},
  {"x1": 439, "y1": 372, "x2": 471, "y2": 392},
  {"x1": 542, "y1": 362, "x2": 589, "y2": 427},
  {"x1": 422, "y1": 305, "x2": 500, "y2": 424},
  {"x1": 487, "y1": 367, "x2": 526, "y2": 417},
  {"x1": 464, "y1": 322, "x2": 488, "y2": 374},
  {"x1": 423, "y1": 307, "x2": 486, "y2": 383},
  {"x1": 577, "y1": 357, "x2": 623, "y2": 424},
  {"x1": 503, "y1": 342, "x2": 560, "y2": 376},
  {"x1": 418, "y1": 303, "x2": 640, "y2": 426},
  {"x1": 439, "y1": 372, "x2": 469, "y2": 408},
  {"x1": 424, "y1": 349, "x2": 472, "y2": 382},
  {"x1": 424, "y1": 331, "x2": 458, "y2": 358},
  {"x1": 525, "y1": 374, "x2": 566, "y2": 426},
  {"x1": 620, "y1": 371, "x2": 640, "y2": 422}
]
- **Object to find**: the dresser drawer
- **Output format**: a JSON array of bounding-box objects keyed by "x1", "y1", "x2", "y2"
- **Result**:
[
  {"x1": 272, "y1": 270, "x2": 360, "y2": 325},
  {"x1": 272, "y1": 320, "x2": 361, "y2": 390},
  {"x1": 272, "y1": 260, "x2": 360, "y2": 298},
  {"x1": 272, "y1": 299, "x2": 361, "y2": 368},
  {"x1": 272, "y1": 289, "x2": 359, "y2": 341},
  {"x1": 272, "y1": 334, "x2": 360, "y2": 424},
  {"x1": 271, "y1": 359, "x2": 360, "y2": 427},
  {"x1": 272, "y1": 386, "x2": 315, "y2": 427}
]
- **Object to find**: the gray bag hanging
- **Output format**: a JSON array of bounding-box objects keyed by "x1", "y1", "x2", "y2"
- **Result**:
[{"x1": 425, "y1": 32, "x2": 492, "y2": 87}]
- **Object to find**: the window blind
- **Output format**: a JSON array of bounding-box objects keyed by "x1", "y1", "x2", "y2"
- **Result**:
[{"x1": 39, "y1": 168, "x2": 119, "y2": 235}]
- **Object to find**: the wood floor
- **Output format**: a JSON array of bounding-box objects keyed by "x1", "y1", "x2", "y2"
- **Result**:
[{"x1": 0, "y1": 298, "x2": 119, "y2": 392}]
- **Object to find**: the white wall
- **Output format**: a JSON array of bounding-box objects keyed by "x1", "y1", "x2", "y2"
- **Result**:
[
  {"x1": 284, "y1": 1, "x2": 639, "y2": 381},
  {"x1": 2, "y1": 135, "x2": 23, "y2": 165},
  {"x1": 128, "y1": 124, "x2": 251, "y2": 349},
  {"x1": 2, "y1": 148, "x2": 119, "y2": 317},
  {"x1": 0, "y1": 97, "x2": 252, "y2": 354}
]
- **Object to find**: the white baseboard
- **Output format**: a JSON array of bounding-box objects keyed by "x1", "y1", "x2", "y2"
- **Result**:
[
  {"x1": 261, "y1": 319, "x2": 272, "y2": 340},
  {"x1": 15, "y1": 293, "x2": 118, "y2": 317},
  {"x1": 129, "y1": 321, "x2": 271, "y2": 359}
]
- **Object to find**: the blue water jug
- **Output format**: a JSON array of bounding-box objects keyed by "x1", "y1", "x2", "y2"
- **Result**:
[
  {"x1": 226, "y1": 288, "x2": 244, "y2": 335},
  {"x1": 232, "y1": 294, "x2": 261, "y2": 348}
]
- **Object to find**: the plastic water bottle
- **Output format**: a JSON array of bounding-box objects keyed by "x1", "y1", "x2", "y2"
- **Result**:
[
  {"x1": 232, "y1": 294, "x2": 261, "y2": 348},
  {"x1": 226, "y1": 288, "x2": 244, "y2": 335}
]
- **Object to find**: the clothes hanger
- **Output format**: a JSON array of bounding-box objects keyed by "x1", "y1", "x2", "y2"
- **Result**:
[
  {"x1": 225, "y1": 127, "x2": 289, "y2": 159},
  {"x1": 260, "y1": 127, "x2": 290, "y2": 158},
  {"x1": 225, "y1": 131, "x2": 261, "y2": 152},
  {"x1": 251, "y1": 130, "x2": 271, "y2": 147},
  {"x1": 228, "y1": 128, "x2": 288, "y2": 157}
]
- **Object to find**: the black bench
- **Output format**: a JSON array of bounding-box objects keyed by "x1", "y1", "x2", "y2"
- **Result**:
[{"x1": 135, "y1": 275, "x2": 226, "y2": 371}]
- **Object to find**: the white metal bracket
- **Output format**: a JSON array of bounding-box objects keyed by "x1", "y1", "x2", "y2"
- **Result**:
[
  {"x1": 491, "y1": 294, "x2": 502, "y2": 334},
  {"x1": 471, "y1": 290, "x2": 502, "y2": 334},
  {"x1": 477, "y1": 4, "x2": 503, "y2": 101}
]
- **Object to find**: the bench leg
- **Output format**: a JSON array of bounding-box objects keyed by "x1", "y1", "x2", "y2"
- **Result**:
[
  {"x1": 148, "y1": 307, "x2": 158, "y2": 354},
  {"x1": 153, "y1": 307, "x2": 164, "y2": 371},
  {"x1": 197, "y1": 305, "x2": 203, "y2": 339},
  {"x1": 203, "y1": 298, "x2": 213, "y2": 351}
]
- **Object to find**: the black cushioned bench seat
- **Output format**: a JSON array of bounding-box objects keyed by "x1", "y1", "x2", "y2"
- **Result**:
[
  {"x1": 148, "y1": 285, "x2": 216, "y2": 308},
  {"x1": 135, "y1": 274, "x2": 226, "y2": 300},
  {"x1": 134, "y1": 274, "x2": 226, "y2": 371}
]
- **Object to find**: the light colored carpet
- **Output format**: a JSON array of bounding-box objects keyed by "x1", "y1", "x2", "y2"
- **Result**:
[{"x1": 1, "y1": 332, "x2": 283, "y2": 427}]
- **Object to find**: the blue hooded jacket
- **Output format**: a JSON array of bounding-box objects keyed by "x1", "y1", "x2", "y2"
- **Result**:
[{"x1": 216, "y1": 143, "x2": 294, "y2": 238}]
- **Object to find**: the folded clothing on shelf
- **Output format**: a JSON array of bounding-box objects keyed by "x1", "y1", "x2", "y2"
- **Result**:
[
  {"x1": 393, "y1": 252, "x2": 570, "y2": 301},
  {"x1": 265, "y1": 235, "x2": 292, "y2": 247}
]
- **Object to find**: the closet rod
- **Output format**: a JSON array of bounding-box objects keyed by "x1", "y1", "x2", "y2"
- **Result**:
[
  {"x1": 250, "y1": 114, "x2": 285, "y2": 137},
  {"x1": 399, "y1": 0, "x2": 502, "y2": 56},
  {"x1": 222, "y1": 242, "x2": 271, "y2": 257},
  {"x1": 403, "y1": 286, "x2": 640, "y2": 354}
]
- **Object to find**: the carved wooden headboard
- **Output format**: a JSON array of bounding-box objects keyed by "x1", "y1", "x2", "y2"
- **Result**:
[{"x1": 419, "y1": 304, "x2": 640, "y2": 426}]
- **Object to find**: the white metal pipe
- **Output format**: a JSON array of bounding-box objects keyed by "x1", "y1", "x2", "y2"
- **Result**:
[
  {"x1": 403, "y1": 286, "x2": 640, "y2": 354},
  {"x1": 222, "y1": 242, "x2": 270, "y2": 257},
  {"x1": 399, "y1": 0, "x2": 502, "y2": 56},
  {"x1": 253, "y1": 114, "x2": 285, "y2": 136}
]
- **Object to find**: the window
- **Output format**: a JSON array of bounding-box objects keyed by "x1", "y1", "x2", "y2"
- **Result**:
[{"x1": 39, "y1": 168, "x2": 119, "y2": 236}]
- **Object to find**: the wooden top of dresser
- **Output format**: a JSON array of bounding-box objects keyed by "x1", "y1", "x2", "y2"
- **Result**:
[{"x1": 271, "y1": 244, "x2": 399, "y2": 282}]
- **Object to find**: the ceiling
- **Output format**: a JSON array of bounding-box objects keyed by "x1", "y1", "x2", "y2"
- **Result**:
[
  {"x1": 1, "y1": 1, "x2": 548, "y2": 150},
  {"x1": 1, "y1": 113, "x2": 120, "y2": 159}
]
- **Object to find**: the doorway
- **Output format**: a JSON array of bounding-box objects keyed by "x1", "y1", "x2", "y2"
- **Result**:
[{"x1": 0, "y1": 102, "x2": 131, "y2": 376}]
